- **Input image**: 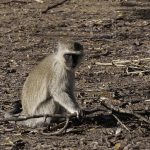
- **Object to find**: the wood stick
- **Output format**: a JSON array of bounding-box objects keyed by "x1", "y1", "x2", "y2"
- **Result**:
[
  {"x1": 42, "y1": 0, "x2": 69, "y2": 14},
  {"x1": 112, "y1": 114, "x2": 130, "y2": 131},
  {"x1": 95, "y1": 58, "x2": 150, "y2": 67},
  {"x1": 100, "y1": 100, "x2": 150, "y2": 124},
  {"x1": 0, "y1": 113, "x2": 75, "y2": 122}
]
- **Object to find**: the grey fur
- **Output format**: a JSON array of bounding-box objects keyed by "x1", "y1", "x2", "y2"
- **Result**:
[{"x1": 16, "y1": 40, "x2": 83, "y2": 128}]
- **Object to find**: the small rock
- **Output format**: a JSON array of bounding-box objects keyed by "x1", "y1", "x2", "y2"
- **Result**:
[{"x1": 90, "y1": 141, "x2": 99, "y2": 150}]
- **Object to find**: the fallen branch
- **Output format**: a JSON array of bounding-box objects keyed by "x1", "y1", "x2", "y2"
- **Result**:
[
  {"x1": 113, "y1": 58, "x2": 150, "y2": 64},
  {"x1": 112, "y1": 114, "x2": 130, "y2": 131},
  {"x1": 1, "y1": 103, "x2": 150, "y2": 124},
  {"x1": 42, "y1": 0, "x2": 69, "y2": 14},
  {"x1": 1, "y1": 100, "x2": 150, "y2": 135},
  {"x1": 94, "y1": 62, "x2": 115, "y2": 66},
  {"x1": 1, "y1": 113, "x2": 74, "y2": 135},
  {"x1": 145, "y1": 99, "x2": 150, "y2": 102},
  {"x1": 95, "y1": 58, "x2": 150, "y2": 68},
  {"x1": 100, "y1": 99, "x2": 150, "y2": 124},
  {"x1": 95, "y1": 58, "x2": 150, "y2": 76},
  {"x1": 0, "y1": 113, "x2": 75, "y2": 122},
  {"x1": 0, "y1": 107, "x2": 106, "y2": 123},
  {"x1": 34, "y1": 0, "x2": 43, "y2": 3},
  {"x1": 126, "y1": 68, "x2": 150, "y2": 75},
  {"x1": 0, "y1": 0, "x2": 30, "y2": 4}
]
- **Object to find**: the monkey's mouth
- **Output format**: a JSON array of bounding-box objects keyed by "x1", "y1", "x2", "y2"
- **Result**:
[
  {"x1": 72, "y1": 63, "x2": 77, "y2": 68},
  {"x1": 65, "y1": 62, "x2": 77, "y2": 70},
  {"x1": 66, "y1": 64, "x2": 76, "y2": 69}
]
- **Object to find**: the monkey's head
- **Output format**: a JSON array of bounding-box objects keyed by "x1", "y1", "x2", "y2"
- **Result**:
[{"x1": 55, "y1": 39, "x2": 84, "y2": 69}]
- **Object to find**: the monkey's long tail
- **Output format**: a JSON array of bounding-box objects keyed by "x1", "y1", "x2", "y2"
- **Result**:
[{"x1": 42, "y1": 117, "x2": 69, "y2": 135}]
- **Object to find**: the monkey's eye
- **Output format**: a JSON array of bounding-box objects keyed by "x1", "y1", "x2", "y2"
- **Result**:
[{"x1": 64, "y1": 54, "x2": 71, "y2": 61}]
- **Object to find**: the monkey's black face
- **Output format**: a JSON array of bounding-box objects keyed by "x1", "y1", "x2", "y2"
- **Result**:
[{"x1": 64, "y1": 54, "x2": 80, "y2": 69}]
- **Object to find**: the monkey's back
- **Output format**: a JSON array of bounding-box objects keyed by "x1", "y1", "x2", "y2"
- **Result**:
[{"x1": 21, "y1": 55, "x2": 54, "y2": 115}]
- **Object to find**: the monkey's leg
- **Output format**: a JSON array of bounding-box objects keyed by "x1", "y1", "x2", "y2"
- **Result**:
[{"x1": 19, "y1": 98, "x2": 59, "y2": 128}]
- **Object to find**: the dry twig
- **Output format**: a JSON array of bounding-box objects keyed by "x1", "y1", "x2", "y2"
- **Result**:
[
  {"x1": 0, "y1": 113, "x2": 75, "y2": 122},
  {"x1": 112, "y1": 114, "x2": 130, "y2": 131},
  {"x1": 100, "y1": 99, "x2": 150, "y2": 124},
  {"x1": 1, "y1": 100, "x2": 150, "y2": 135},
  {"x1": 42, "y1": 0, "x2": 70, "y2": 14},
  {"x1": 34, "y1": 0, "x2": 43, "y2": 3},
  {"x1": 95, "y1": 58, "x2": 150, "y2": 76},
  {"x1": 95, "y1": 58, "x2": 150, "y2": 68},
  {"x1": 126, "y1": 68, "x2": 150, "y2": 75},
  {"x1": 0, "y1": 0, "x2": 30, "y2": 4}
]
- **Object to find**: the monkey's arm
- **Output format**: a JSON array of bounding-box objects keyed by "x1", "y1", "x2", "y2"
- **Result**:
[{"x1": 52, "y1": 91, "x2": 80, "y2": 115}]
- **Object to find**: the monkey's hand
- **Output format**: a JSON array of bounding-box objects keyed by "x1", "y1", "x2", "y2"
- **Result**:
[{"x1": 73, "y1": 108, "x2": 83, "y2": 119}]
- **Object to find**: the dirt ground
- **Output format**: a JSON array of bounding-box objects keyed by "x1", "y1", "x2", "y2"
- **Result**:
[{"x1": 0, "y1": 0, "x2": 150, "y2": 149}]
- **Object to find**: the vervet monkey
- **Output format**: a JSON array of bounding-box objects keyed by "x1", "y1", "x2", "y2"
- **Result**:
[{"x1": 6, "y1": 39, "x2": 84, "y2": 128}]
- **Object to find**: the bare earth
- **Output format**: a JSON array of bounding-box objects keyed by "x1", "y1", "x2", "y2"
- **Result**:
[{"x1": 0, "y1": 0, "x2": 150, "y2": 149}]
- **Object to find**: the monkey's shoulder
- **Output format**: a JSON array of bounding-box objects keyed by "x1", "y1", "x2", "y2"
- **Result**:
[{"x1": 35, "y1": 55, "x2": 53, "y2": 70}]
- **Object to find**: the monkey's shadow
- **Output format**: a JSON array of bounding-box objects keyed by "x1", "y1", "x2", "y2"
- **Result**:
[{"x1": 65, "y1": 114, "x2": 121, "y2": 134}]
